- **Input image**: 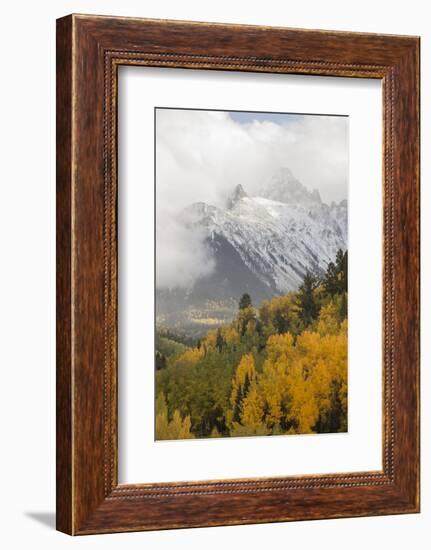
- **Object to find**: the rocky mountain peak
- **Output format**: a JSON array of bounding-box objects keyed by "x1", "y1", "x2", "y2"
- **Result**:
[
  {"x1": 227, "y1": 183, "x2": 248, "y2": 209},
  {"x1": 260, "y1": 166, "x2": 322, "y2": 206},
  {"x1": 179, "y1": 201, "x2": 217, "y2": 225},
  {"x1": 165, "y1": 167, "x2": 347, "y2": 313}
]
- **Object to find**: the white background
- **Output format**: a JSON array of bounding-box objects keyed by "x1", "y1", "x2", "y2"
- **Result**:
[
  {"x1": 119, "y1": 68, "x2": 382, "y2": 483},
  {"x1": 0, "y1": 1, "x2": 428, "y2": 548}
]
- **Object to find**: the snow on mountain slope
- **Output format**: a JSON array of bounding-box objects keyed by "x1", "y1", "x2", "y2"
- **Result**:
[{"x1": 179, "y1": 169, "x2": 347, "y2": 295}]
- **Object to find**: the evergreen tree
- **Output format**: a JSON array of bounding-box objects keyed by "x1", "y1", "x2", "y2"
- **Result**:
[
  {"x1": 322, "y1": 249, "x2": 348, "y2": 296},
  {"x1": 216, "y1": 328, "x2": 225, "y2": 352},
  {"x1": 155, "y1": 249, "x2": 348, "y2": 440},
  {"x1": 338, "y1": 250, "x2": 348, "y2": 292},
  {"x1": 233, "y1": 385, "x2": 243, "y2": 423},
  {"x1": 339, "y1": 292, "x2": 348, "y2": 320},
  {"x1": 335, "y1": 249, "x2": 344, "y2": 271},
  {"x1": 274, "y1": 309, "x2": 289, "y2": 334},
  {"x1": 323, "y1": 261, "x2": 338, "y2": 296},
  {"x1": 239, "y1": 293, "x2": 252, "y2": 310},
  {"x1": 297, "y1": 271, "x2": 319, "y2": 327},
  {"x1": 155, "y1": 351, "x2": 167, "y2": 370}
]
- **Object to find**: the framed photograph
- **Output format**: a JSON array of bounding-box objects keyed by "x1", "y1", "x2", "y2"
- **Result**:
[{"x1": 56, "y1": 14, "x2": 420, "y2": 534}]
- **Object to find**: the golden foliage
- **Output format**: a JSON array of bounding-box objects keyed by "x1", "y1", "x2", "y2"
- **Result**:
[
  {"x1": 240, "y1": 380, "x2": 265, "y2": 431},
  {"x1": 315, "y1": 301, "x2": 340, "y2": 336},
  {"x1": 222, "y1": 325, "x2": 240, "y2": 346},
  {"x1": 172, "y1": 346, "x2": 204, "y2": 368},
  {"x1": 156, "y1": 261, "x2": 348, "y2": 439},
  {"x1": 229, "y1": 310, "x2": 347, "y2": 435},
  {"x1": 237, "y1": 305, "x2": 257, "y2": 334},
  {"x1": 230, "y1": 353, "x2": 256, "y2": 409},
  {"x1": 155, "y1": 393, "x2": 194, "y2": 440}
]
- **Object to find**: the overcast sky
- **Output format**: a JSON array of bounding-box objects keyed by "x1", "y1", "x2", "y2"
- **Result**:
[{"x1": 155, "y1": 108, "x2": 348, "y2": 289}]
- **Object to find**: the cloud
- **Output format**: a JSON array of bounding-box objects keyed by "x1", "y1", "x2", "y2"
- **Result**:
[
  {"x1": 156, "y1": 218, "x2": 215, "y2": 289},
  {"x1": 156, "y1": 108, "x2": 348, "y2": 290}
]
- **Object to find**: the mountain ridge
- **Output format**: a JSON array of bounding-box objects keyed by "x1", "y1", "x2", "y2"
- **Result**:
[{"x1": 157, "y1": 168, "x2": 347, "y2": 328}]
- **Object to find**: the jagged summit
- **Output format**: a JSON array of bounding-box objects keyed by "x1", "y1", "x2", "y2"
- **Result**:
[
  {"x1": 158, "y1": 168, "x2": 347, "y2": 324},
  {"x1": 173, "y1": 168, "x2": 347, "y2": 299},
  {"x1": 260, "y1": 166, "x2": 322, "y2": 206},
  {"x1": 179, "y1": 201, "x2": 218, "y2": 225},
  {"x1": 227, "y1": 183, "x2": 248, "y2": 209}
]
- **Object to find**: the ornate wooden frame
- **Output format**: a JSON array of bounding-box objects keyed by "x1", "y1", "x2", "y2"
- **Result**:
[{"x1": 56, "y1": 14, "x2": 420, "y2": 535}]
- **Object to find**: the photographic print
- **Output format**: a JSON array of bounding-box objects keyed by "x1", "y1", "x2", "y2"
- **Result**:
[{"x1": 155, "y1": 107, "x2": 348, "y2": 441}]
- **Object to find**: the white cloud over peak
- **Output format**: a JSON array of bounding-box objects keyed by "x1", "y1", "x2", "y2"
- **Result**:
[{"x1": 156, "y1": 108, "x2": 348, "y2": 290}]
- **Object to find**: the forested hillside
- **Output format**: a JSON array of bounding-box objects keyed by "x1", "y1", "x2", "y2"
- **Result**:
[{"x1": 155, "y1": 249, "x2": 348, "y2": 440}]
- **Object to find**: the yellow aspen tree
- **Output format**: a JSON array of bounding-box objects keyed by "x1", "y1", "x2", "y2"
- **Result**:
[
  {"x1": 155, "y1": 393, "x2": 171, "y2": 440},
  {"x1": 203, "y1": 330, "x2": 218, "y2": 351},
  {"x1": 177, "y1": 413, "x2": 194, "y2": 440},
  {"x1": 240, "y1": 380, "x2": 265, "y2": 431},
  {"x1": 228, "y1": 353, "x2": 256, "y2": 428},
  {"x1": 286, "y1": 359, "x2": 319, "y2": 434},
  {"x1": 230, "y1": 353, "x2": 256, "y2": 408},
  {"x1": 172, "y1": 346, "x2": 204, "y2": 368},
  {"x1": 316, "y1": 301, "x2": 340, "y2": 336},
  {"x1": 155, "y1": 394, "x2": 194, "y2": 440},
  {"x1": 223, "y1": 325, "x2": 240, "y2": 346},
  {"x1": 258, "y1": 333, "x2": 294, "y2": 428},
  {"x1": 237, "y1": 305, "x2": 256, "y2": 335}
]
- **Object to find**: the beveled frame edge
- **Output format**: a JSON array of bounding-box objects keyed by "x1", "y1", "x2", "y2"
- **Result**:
[{"x1": 56, "y1": 14, "x2": 420, "y2": 535}]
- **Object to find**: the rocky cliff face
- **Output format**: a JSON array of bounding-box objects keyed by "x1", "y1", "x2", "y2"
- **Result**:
[{"x1": 157, "y1": 168, "x2": 347, "y2": 326}]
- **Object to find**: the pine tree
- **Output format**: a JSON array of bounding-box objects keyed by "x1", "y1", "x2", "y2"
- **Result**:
[
  {"x1": 338, "y1": 250, "x2": 348, "y2": 292},
  {"x1": 297, "y1": 271, "x2": 319, "y2": 327},
  {"x1": 239, "y1": 293, "x2": 252, "y2": 310},
  {"x1": 232, "y1": 385, "x2": 243, "y2": 423},
  {"x1": 155, "y1": 351, "x2": 167, "y2": 370},
  {"x1": 323, "y1": 261, "x2": 338, "y2": 296},
  {"x1": 274, "y1": 309, "x2": 289, "y2": 334},
  {"x1": 324, "y1": 249, "x2": 347, "y2": 296},
  {"x1": 335, "y1": 249, "x2": 344, "y2": 271},
  {"x1": 216, "y1": 328, "x2": 225, "y2": 352}
]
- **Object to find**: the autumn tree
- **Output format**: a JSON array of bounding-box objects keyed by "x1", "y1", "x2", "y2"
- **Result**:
[
  {"x1": 288, "y1": 327, "x2": 348, "y2": 433},
  {"x1": 229, "y1": 353, "x2": 256, "y2": 426},
  {"x1": 339, "y1": 292, "x2": 348, "y2": 320},
  {"x1": 155, "y1": 248, "x2": 348, "y2": 440},
  {"x1": 155, "y1": 393, "x2": 194, "y2": 440},
  {"x1": 237, "y1": 305, "x2": 257, "y2": 336},
  {"x1": 315, "y1": 301, "x2": 340, "y2": 336},
  {"x1": 172, "y1": 346, "x2": 204, "y2": 368},
  {"x1": 258, "y1": 333, "x2": 294, "y2": 429}
]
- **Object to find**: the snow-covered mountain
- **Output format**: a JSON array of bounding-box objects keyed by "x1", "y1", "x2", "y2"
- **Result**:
[{"x1": 157, "y1": 168, "x2": 347, "y2": 324}]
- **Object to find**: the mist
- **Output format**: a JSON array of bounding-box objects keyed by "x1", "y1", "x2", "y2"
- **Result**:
[{"x1": 155, "y1": 108, "x2": 348, "y2": 290}]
